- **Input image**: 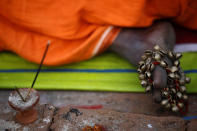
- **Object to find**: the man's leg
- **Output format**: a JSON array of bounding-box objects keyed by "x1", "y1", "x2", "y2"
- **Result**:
[{"x1": 109, "y1": 22, "x2": 175, "y2": 102}]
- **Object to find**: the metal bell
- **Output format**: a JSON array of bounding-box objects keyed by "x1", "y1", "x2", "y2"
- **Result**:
[
  {"x1": 171, "y1": 66, "x2": 178, "y2": 73},
  {"x1": 140, "y1": 64, "x2": 146, "y2": 71},
  {"x1": 171, "y1": 88, "x2": 176, "y2": 94},
  {"x1": 179, "y1": 79, "x2": 185, "y2": 85},
  {"x1": 141, "y1": 80, "x2": 147, "y2": 87},
  {"x1": 165, "y1": 103, "x2": 171, "y2": 109},
  {"x1": 145, "y1": 50, "x2": 152, "y2": 56},
  {"x1": 175, "y1": 74, "x2": 180, "y2": 79},
  {"x1": 139, "y1": 74, "x2": 145, "y2": 80},
  {"x1": 176, "y1": 92, "x2": 182, "y2": 98},
  {"x1": 159, "y1": 50, "x2": 167, "y2": 56},
  {"x1": 175, "y1": 53, "x2": 182, "y2": 59},
  {"x1": 183, "y1": 95, "x2": 188, "y2": 100},
  {"x1": 168, "y1": 73, "x2": 175, "y2": 79},
  {"x1": 160, "y1": 60, "x2": 167, "y2": 68},
  {"x1": 172, "y1": 100, "x2": 176, "y2": 104},
  {"x1": 137, "y1": 68, "x2": 142, "y2": 73},
  {"x1": 141, "y1": 55, "x2": 147, "y2": 60},
  {"x1": 168, "y1": 51, "x2": 174, "y2": 58},
  {"x1": 147, "y1": 63, "x2": 154, "y2": 71},
  {"x1": 146, "y1": 86, "x2": 151, "y2": 92},
  {"x1": 139, "y1": 61, "x2": 144, "y2": 66},
  {"x1": 161, "y1": 99, "x2": 168, "y2": 106},
  {"x1": 180, "y1": 86, "x2": 186, "y2": 92},
  {"x1": 172, "y1": 105, "x2": 179, "y2": 112},
  {"x1": 174, "y1": 60, "x2": 180, "y2": 67},
  {"x1": 185, "y1": 77, "x2": 191, "y2": 83},
  {"x1": 162, "y1": 91, "x2": 169, "y2": 96},
  {"x1": 145, "y1": 58, "x2": 152, "y2": 65},
  {"x1": 145, "y1": 71, "x2": 151, "y2": 78},
  {"x1": 154, "y1": 45, "x2": 160, "y2": 51},
  {"x1": 154, "y1": 53, "x2": 161, "y2": 61},
  {"x1": 178, "y1": 102, "x2": 184, "y2": 108}
]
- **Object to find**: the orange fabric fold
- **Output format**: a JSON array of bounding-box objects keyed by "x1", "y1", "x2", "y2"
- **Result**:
[{"x1": 0, "y1": 0, "x2": 196, "y2": 65}]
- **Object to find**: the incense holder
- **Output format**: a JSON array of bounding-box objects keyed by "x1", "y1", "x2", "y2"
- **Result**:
[{"x1": 8, "y1": 88, "x2": 39, "y2": 124}]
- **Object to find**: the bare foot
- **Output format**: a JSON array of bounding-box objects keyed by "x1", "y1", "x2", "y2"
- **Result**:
[{"x1": 109, "y1": 21, "x2": 175, "y2": 103}]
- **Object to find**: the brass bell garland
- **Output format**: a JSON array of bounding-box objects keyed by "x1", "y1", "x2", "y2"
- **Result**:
[{"x1": 138, "y1": 45, "x2": 191, "y2": 114}]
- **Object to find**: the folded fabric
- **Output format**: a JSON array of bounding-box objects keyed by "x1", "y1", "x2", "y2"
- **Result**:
[
  {"x1": 0, "y1": 51, "x2": 196, "y2": 93},
  {"x1": 0, "y1": 0, "x2": 197, "y2": 65}
]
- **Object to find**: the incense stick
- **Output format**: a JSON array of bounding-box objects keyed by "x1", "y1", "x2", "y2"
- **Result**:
[
  {"x1": 15, "y1": 86, "x2": 26, "y2": 102},
  {"x1": 25, "y1": 41, "x2": 50, "y2": 100}
]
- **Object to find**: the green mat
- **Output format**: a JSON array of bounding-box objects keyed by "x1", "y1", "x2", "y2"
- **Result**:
[{"x1": 0, "y1": 51, "x2": 196, "y2": 93}]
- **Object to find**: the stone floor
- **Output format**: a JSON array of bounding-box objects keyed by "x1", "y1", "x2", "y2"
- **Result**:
[{"x1": 0, "y1": 90, "x2": 197, "y2": 130}]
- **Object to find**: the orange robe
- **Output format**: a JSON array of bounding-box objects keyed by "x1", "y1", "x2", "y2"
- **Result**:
[{"x1": 0, "y1": 0, "x2": 196, "y2": 65}]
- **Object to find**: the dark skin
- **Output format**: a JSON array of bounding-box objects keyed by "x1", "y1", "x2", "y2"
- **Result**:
[{"x1": 109, "y1": 21, "x2": 175, "y2": 103}]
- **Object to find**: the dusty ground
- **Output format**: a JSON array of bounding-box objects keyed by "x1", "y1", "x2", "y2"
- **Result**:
[{"x1": 0, "y1": 90, "x2": 197, "y2": 130}]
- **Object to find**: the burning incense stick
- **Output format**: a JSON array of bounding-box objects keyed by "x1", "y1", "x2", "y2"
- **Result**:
[
  {"x1": 15, "y1": 86, "x2": 26, "y2": 102},
  {"x1": 25, "y1": 41, "x2": 50, "y2": 100}
]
